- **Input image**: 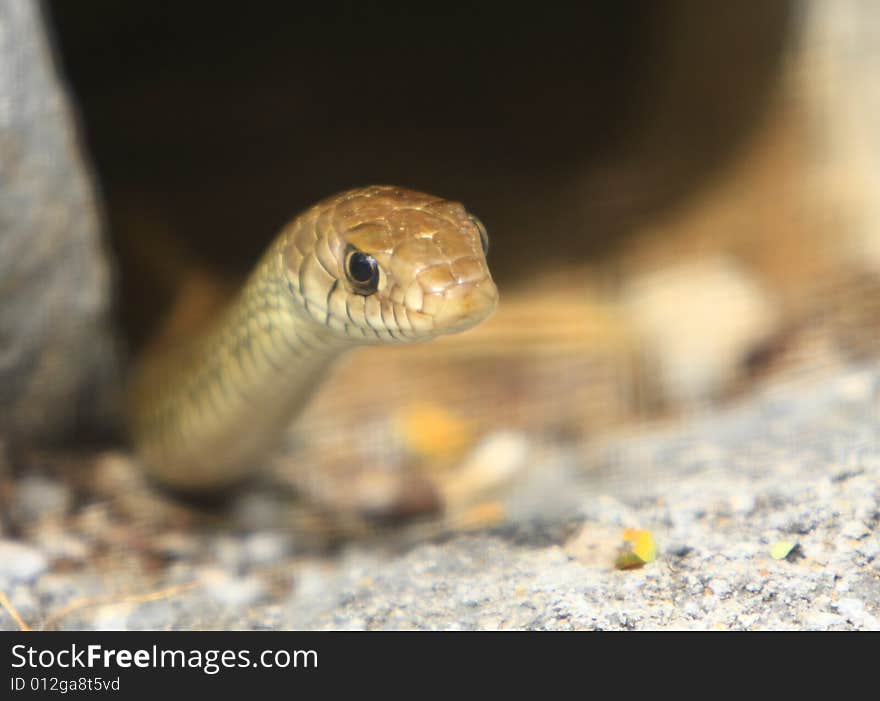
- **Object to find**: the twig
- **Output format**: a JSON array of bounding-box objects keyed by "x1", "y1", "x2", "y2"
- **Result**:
[
  {"x1": 0, "y1": 589, "x2": 31, "y2": 631},
  {"x1": 42, "y1": 580, "x2": 200, "y2": 631}
]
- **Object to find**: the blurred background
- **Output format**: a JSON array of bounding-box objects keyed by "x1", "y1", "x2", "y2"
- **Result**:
[
  {"x1": 2, "y1": 0, "x2": 880, "y2": 623},
  {"x1": 45, "y1": 1, "x2": 794, "y2": 349}
]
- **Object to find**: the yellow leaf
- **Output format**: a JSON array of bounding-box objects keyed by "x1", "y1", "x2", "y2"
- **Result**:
[
  {"x1": 615, "y1": 528, "x2": 657, "y2": 570},
  {"x1": 770, "y1": 540, "x2": 796, "y2": 560},
  {"x1": 395, "y1": 402, "x2": 473, "y2": 463}
]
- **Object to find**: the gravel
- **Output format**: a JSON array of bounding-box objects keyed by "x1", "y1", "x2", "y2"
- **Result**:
[
  {"x1": 1, "y1": 365, "x2": 878, "y2": 630},
  {"x1": 0, "y1": 541, "x2": 49, "y2": 583}
]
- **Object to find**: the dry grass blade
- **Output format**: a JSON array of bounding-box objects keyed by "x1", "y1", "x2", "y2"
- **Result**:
[
  {"x1": 41, "y1": 581, "x2": 201, "y2": 631},
  {"x1": 0, "y1": 589, "x2": 31, "y2": 631}
]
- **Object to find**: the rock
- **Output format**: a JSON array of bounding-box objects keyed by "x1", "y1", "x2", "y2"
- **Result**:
[
  {"x1": 2, "y1": 365, "x2": 880, "y2": 630},
  {"x1": 708, "y1": 578, "x2": 733, "y2": 598},
  {"x1": 152, "y1": 532, "x2": 200, "y2": 562},
  {"x1": 803, "y1": 610, "x2": 845, "y2": 630},
  {"x1": 31, "y1": 528, "x2": 90, "y2": 565},
  {"x1": 0, "y1": 540, "x2": 48, "y2": 582},
  {"x1": 242, "y1": 532, "x2": 292, "y2": 567},
  {"x1": 619, "y1": 256, "x2": 780, "y2": 405},
  {"x1": 839, "y1": 520, "x2": 870, "y2": 540},
  {"x1": 12, "y1": 475, "x2": 72, "y2": 524},
  {"x1": 439, "y1": 431, "x2": 531, "y2": 513},
  {"x1": 0, "y1": 0, "x2": 118, "y2": 440},
  {"x1": 200, "y1": 569, "x2": 266, "y2": 608},
  {"x1": 833, "y1": 598, "x2": 880, "y2": 629},
  {"x1": 89, "y1": 604, "x2": 133, "y2": 631}
]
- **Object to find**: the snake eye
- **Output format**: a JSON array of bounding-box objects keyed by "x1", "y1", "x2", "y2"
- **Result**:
[
  {"x1": 470, "y1": 215, "x2": 489, "y2": 255},
  {"x1": 345, "y1": 247, "x2": 380, "y2": 295}
]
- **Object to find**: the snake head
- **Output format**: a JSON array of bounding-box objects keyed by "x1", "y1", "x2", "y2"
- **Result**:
[{"x1": 283, "y1": 185, "x2": 498, "y2": 343}]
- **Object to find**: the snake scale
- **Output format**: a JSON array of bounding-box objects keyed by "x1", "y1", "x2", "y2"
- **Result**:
[{"x1": 127, "y1": 186, "x2": 498, "y2": 492}]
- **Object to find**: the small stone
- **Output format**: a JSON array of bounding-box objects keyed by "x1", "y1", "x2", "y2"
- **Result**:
[
  {"x1": 441, "y1": 431, "x2": 530, "y2": 509},
  {"x1": 708, "y1": 578, "x2": 732, "y2": 598},
  {"x1": 804, "y1": 611, "x2": 845, "y2": 630},
  {"x1": 13, "y1": 476, "x2": 71, "y2": 523},
  {"x1": 835, "y1": 371, "x2": 873, "y2": 402},
  {"x1": 32, "y1": 529, "x2": 90, "y2": 564},
  {"x1": 832, "y1": 598, "x2": 880, "y2": 628},
  {"x1": 840, "y1": 520, "x2": 869, "y2": 540},
  {"x1": 854, "y1": 538, "x2": 880, "y2": 560},
  {"x1": 667, "y1": 543, "x2": 694, "y2": 558},
  {"x1": 292, "y1": 561, "x2": 338, "y2": 601},
  {"x1": 210, "y1": 536, "x2": 247, "y2": 571},
  {"x1": 229, "y1": 491, "x2": 286, "y2": 530},
  {"x1": 0, "y1": 540, "x2": 48, "y2": 582},
  {"x1": 619, "y1": 257, "x2": 780, "y2": 404},
  {"x1": 201, "y1": 568, "x2": 266, "y2": 607},
  {"x1": 564, "y1": 523, "x2": 623, "y2": 569},
  {"x1": 728, "y1": 492, "x2": 756, "y2": 515},
  {"x1": 737, "y1": 613, "x2": 759, "y2": 628},
  {"x1": 153, "y1": 532, "x2": 200, "y2": 561},
  {"x1": 90, "y1": 604, "x2": 133, "y2": 631},
  {"x1": 683, "y1": 601, "x2": 701, "y2": 619},
  {"x1": 243, "y1": 532, "x2": 291, "y2": 566}
]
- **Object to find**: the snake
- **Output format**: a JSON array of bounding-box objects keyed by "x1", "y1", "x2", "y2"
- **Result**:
[{"x1": 126, "y1": 185, "x2": 498, "y2": 492}]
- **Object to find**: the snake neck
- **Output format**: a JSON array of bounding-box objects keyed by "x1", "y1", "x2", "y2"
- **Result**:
[{"x1": 128, "y1": 246, "x2": 350, "y2": 491}]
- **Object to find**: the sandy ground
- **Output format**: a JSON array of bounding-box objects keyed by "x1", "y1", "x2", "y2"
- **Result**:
[{"x1": 1, "y1": 363, "x2": 878, "y2": 630}]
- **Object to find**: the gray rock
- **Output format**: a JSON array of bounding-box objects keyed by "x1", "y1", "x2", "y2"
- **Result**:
[
  {"x1": 0, "y1": 0, "x2": 118, "y2": 441},
  {"x1": 12, "y1": 475, "x2": 72, "y2": 524},
  {"x1": 833, "y1": 598, "x2": 880, "y2": 629},
  {"x1": 201, "y1": 569, "x2": 266, "y2": 608},
  {"x1": 0, "y1": 540, "x2": 48, "y2": 582},
  {"x1": 2, "y1": 365, "x2": 880, "y2": 630}
]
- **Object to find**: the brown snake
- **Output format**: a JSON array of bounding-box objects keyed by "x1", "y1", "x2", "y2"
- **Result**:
[{"x1": 127, "y1": 186, "x2": 498, "y2": 492}]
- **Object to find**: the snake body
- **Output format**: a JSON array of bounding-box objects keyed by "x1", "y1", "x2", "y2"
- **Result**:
[{"x1": 127, "y1": 186, "x2": 498, "y2": 491}]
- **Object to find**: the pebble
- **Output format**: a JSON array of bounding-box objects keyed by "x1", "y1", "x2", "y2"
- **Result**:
[
  {"x1": 683, "y1": 601, "x2": 702, "y2": 619},
  {"x1": 13, "y1": 476, "x2": 71, "y2": 523},
  {"x1": 230, "y1": 491, "x2": 287, "y2": 530},
  {"x1": 201, "y1": 569, "x2": 266, "y2": 607},
  {"x1": 834, "y1": 370, "x2": 874, "y2": 402},
  {"x1": 0, "y1": 540, "x2": 48, "y2": 582},
  {"x1": 728, "y1": 492, "x2": 756, "y2": 515},
  {"x1": 291, "y1": 561, "x2": 339, "y2": 601},
  {"x1": 708, "y1": 578, "x2": 732, "y2": 598},
  {"x1": 90, "y1": 604, "x2": 133, "y2": 631},
  {"x1": 243, "y1": 532, "x2": 292, "y2": 566},
  {"x1": 441, "y1": 431, "x2": 531, "y2": 509},
  {"x1": 839, "y1": 520, "x2": 870, "y2": 540},
  {"x1": 803, "y1": 611, "x2": 845, "y2": 630},
  {"x1": 833, "y1": 598, "x2": 880, "y2": 629},
  {"x1": 736, "y1": 612, "x2": 759, "y2": 628},
  {"x1": 210, "y1": 535, "x2": 247, "y2": 571},
  {"x1": 619, "y1": 257, "x2": 780, "y2": 404},
  {"x1": 153, "y1": 531, "x2": 200, "y2": 561},
  {"x1": 31, "y1": 527, "x2": 90, "y2": 564},
  {"x1": 2, "y1": 362, "x2": 880, "y2": 630}
]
